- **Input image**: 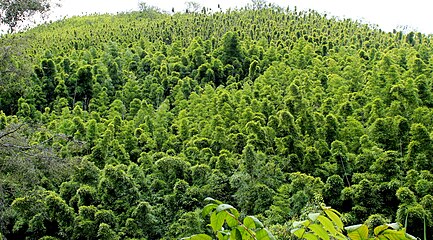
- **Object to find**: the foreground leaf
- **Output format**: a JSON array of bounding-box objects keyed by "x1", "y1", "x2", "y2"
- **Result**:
[
  {"x1": 291, "y1": 228, "x2": 305, "y2": 238},
  {"x1": 345, "y1": 224, "x2": 369, "y2": 240},
  {"x1": 226, "y1": 213, "x2": 239, "y2": 228},
  {"x1": 293, "y1": 220, "x2": 310, "y2": 228},
  {"x1": 381, "y1": 229, "x2": 406, "y2": 240},
  {"x1": 256, "y1": 228, "x2": 276, "y2": 240},
  {"x1": 374, "y1": 225, "x2": 389, "y2": 236},
  {"x1": 204, "y1": 197, "x2": 223, "y2": 205},
  {"x1": 230, "y1": 228, "x2": 242, "y2": 240},
  {"x1": 309, "y1": 223, "x2": 330, "y2": 240},
  {"x1": 182, "y1": 234, "x2": 213, "y2": 240},
  {"x1": 216, "y1": 204, "x2": 235, "y2": 213},
  {"x1": 202, "y1": 203, "x2": 218, "y2": 217},
  {"x1": 303, "y1": 232, "x2": 319, "y2": 240},
  {"x1": 308, "y1": 212, "x2": 321, "y2": 222},
  {"x1": 210, "y1": 211, "x2": 228, "y2": 232},
  {"x1": 386, "y1": 223, "x2": 400, "y2": 230},
  {"x1": 317, "y1": 215, "x2": 338, "y2": 236},
  {"x1": 324, "y1": 209, "x2": 344, "y2": 230},
  {"x1": 243, "y1": 216, "x2": 264, "y2": 229}
]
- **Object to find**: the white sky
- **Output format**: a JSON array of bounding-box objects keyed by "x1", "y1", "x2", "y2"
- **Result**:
[{"x1": 36, "y1": 0, "x2": 433, "y2": 34}]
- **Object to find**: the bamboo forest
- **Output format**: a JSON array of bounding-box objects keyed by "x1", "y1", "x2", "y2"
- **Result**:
[{"x1": 0, "y1": 2, "x2": 432, "y2": 240}]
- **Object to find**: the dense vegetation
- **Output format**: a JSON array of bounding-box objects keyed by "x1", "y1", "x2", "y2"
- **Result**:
[{"x1": 0, "y1": 3, "x2": 432, "y2": 239}]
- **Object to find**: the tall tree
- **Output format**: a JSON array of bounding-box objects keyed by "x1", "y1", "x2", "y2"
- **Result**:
[
  {"x1": 0, "y1": 38, "x2": 31, "y2": 114},
  {"x1": 0, "y1": 0, "x2": 58, "y2": 33}
]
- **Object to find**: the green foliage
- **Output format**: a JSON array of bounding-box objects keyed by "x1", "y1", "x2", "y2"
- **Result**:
[
  {"x1": 291, "y1": 206, "x2": 415, "y2": 240},
  {"x1": 190, "y1": 200, "x2": 416, "y2": 240},
  {"x1": 1, "y1": 3, "x2": 433, "y2": 239},
  {"x1": 185, "y1": 198, "x2": 275, "y2": 240}
]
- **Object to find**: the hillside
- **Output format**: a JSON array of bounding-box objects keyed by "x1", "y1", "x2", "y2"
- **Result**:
[{"x1": 0, "y1": 5, "x2": 432, "y2": 239}]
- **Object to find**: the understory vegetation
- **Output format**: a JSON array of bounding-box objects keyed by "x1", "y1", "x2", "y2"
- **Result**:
[{"x1": 0, "y1": 3, "x2": 432, "y2": 239}]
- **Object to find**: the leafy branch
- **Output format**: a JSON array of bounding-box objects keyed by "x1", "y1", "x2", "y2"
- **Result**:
[
  {"x1": 291, "y1": 205, "x2": 417, "y2": 240},
  {"x1": 183, "y1": 197, "x2": 275, "y2": 240}
]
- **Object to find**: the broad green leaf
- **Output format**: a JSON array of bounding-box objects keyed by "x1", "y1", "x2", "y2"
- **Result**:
[
  {"x1": 256, "y1": 229, "x2": 269, "y2": 240},
  {"x1": 230, "y1": 228, "x2": 242, "y2": 240},
  {"x1": 346, "y1": 224, "x2": 369, "y2": 240},
  {"x1": 291, "y1": 228, "x2": 305, "y2": 238},
  {"x1": 256, "y1": 228, "x2": 276, "y2": 240},
  {"x1": 324, "y1": 209, "x2": 344, "y2": 230},
  {"x1": 317, "y1": 215, "x2": 338, "y2": 236},
  {"x1": 304, "y1": 232, "x2": 319, "y2": 240},
  {"x1": 229, "y1": 207, "x2": 240, "y2": 218},
  {"x1": 210, "y1": 211, "x2": 219, "y2": 232},
  {"x1": 240, "y1": 225, "x2": 255, "y2": 240},
  {"x1": 202, "y1": 203, "x2": 218, "y2": 217},
  {"x1": 381, "y1": 229, "x2": 406, "y2": 240},
  {"x1": 216, "y1": 204, "x2": 235, "y2": 213},
  {"x1": 243, "y1": 216, "x2": 264, "y2": 229},
  {"x1": 226, "y1": 213, "x2": 238, "y2": 228},
  {"x1": 217, "y1": 231, "x2": 225, "y2": 240},
  {"x1": 216, "y1": 211, "x2": 228, "y2": 231},
  {"x1": 250, "y1": 216, "x2": 264, "y2": 228},
  {"x1": 308, "y1": 212, "x2": 321, "y2": 222},
  {"x1": 309, "y1": 223, "x2": 330, "y2": 240},
  {"x1": 244, "y1": 216, "x2": 256, "y2": 229},
  {"x1": 211, "y1": 211, "x2": 228, "y2": 232},
  {"x1": 293, "y1": 220, "x2": 310, "y2": 228},
  {"x1": 335, "y1": 234, "x2": 348, "y2": 240},
  {"x1": 182, "y1": 234, "x2": 213, "y2": 240},
  {"x1": 374, "y1": 225, "x2": 389, "y2": 236}
]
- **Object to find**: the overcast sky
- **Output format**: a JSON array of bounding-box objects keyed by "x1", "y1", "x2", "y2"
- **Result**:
[{"x1": 47, "y1": 0, "x2": 433, "y2": 34}]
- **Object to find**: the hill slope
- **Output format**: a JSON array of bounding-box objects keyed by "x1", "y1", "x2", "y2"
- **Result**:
[{"x1": 0, "y1": 6, "x2": 432, "y2": 239}]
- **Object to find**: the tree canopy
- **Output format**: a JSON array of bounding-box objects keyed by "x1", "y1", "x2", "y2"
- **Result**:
[
  {"x1": 0, "y1": 0, "x2": 56, "y2": 33},
  {"x1": 0, "y1": 2, "x2": 432, "y2": 239}
]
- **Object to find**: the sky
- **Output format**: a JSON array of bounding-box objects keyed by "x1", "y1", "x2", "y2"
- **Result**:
[{"x1": 39, "y1": 0, "x2": 433, "y2": 34}]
